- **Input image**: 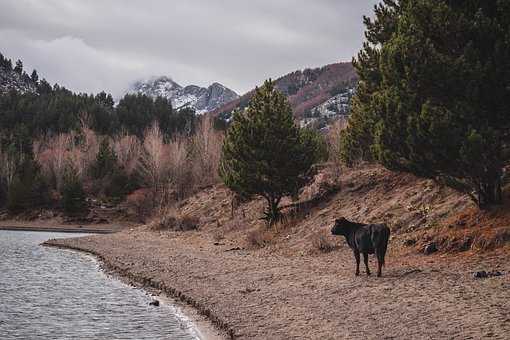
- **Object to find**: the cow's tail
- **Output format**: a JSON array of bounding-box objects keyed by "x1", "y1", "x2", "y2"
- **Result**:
[{"x1": 377, "y1": 227, "x2": 390, "y2": 267}]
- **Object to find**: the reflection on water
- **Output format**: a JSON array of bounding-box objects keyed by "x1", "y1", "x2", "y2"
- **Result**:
[{"x1": 0, "y1": 230, "x2": 198, "y2": 340}]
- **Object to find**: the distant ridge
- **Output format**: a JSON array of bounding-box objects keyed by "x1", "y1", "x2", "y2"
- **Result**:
[{"x1": 209, "y1": 61, "x2": 358, "y2": 121}]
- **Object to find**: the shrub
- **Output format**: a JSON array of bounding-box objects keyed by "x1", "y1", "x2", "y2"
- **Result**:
[
  {"x1": 126, "y1": 188, "x2": 153, "y2": 222},
  {"x1": 246, "y1": 228, "x2": 274, "y2": 248},
  {"x1": 150, "y1": 208, "x2": 200, "y2": 231}
]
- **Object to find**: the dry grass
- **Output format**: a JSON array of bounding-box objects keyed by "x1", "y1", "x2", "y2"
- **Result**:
[
  {"x1": 424, "y1": 196, "x2": 510, "y2": 252},
  {"x1": 246, "y1": 228, "x2": 274, "y2": 248},
  {"x1": 432, "y1": 227, "x2": 510, "y2": 253},
  {"x1": 310, "y1": 232, "x2": 337, "y2": 253},
  {"x1": 471, "y1": 228, "x2": 510, "y2": 251},
  {"x1": 212, "y1": 230, "x2": 225, "y2": 243},
  {"x1": 150, "y1": 207, "x2": 200, "y2": 232}
]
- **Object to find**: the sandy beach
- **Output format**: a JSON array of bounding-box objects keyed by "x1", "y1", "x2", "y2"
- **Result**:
[{"x1": 44, "y1": 228, "x2": 510, "y2": 340}]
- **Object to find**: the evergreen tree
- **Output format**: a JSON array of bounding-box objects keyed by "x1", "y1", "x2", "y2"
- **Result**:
[
  {"x1": 0, "y1": 53, "x2": 12, "y2": 70},
  {"x1": 30, "y1": 69, "x2": 38, "y2": 84},
  {"x1": 341, "y1": 0, "x2": 510, "y2": 208},
  {"x1": 61, "y1": 166, "x2": 86, "y2": 215},
  {"x1": 6, "y1": 157, "x2": 49, "y2": 213},
  {"x1": 219, "y1": 80, "x2": 322, "y2": 224},
  {"x1": 90, "y1": 139, "x2": 118, "y2": 179},
  {"x1": 13, "y1": 59, "x2": 23, "y2": 74},
  {"x1": 37, "y1": 79, "x2": 52, "y2": 95}
]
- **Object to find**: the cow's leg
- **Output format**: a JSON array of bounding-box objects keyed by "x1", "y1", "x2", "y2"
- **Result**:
[
  {"x1": 377, "y1": 258, "x2": 382, "y2": 277},
  {"x1": 354, "y1": 250, "x2": 360, "y2": 276},
  {"x1": 363, "y1": 252, "x2": 371, "y2": 276}
]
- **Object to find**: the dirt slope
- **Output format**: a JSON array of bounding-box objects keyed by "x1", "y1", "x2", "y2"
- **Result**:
[{"x1": 46, "y1": 164, "x2": 510, "y2": 339}]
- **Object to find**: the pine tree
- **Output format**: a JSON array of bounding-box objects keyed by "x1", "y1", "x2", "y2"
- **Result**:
[
  {"x1": 6, "y1": 157, "x2": 49, "y2": 213},
  {"x1": 341, "y1": 0, "x2": 510, "y2": 209},
  {"x1": 219, "y1": 80, "x2": 322, "y2": 224},
  {"x1": 13, "y1": 59, "x2": 23, "y2": 74},
  {"x1": 91, "y1": 139, "x2": 118, "y2": 179},
  {"x1": 61, "y1": 166, "x2": 86, "y2": 215},
  {"x1": 30, "y1": 69, "x2": 39, "y2": 84}
]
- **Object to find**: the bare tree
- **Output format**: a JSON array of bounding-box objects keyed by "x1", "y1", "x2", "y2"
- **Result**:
[
  {"x1": 0, "y1": 146, "x2": 21, "y2": 189},
  {"x1": 113, "y1": 131, "x2": 141, "y2": 176},
  {"x1": 327, "y1": 118, "x2": 348, "y2": 179},
  {"x1": 139, "y1": 123, "x2": 170, "y2": 205},
  {"x1": 191, "y1": 115, "x2": 223, "y2": 187},
  {"x1": 167, "y1": 135, "x2": 190, "y2": 200},
  {"x1": 34, "y1": 133, "x2": 73, "y2": 191}
]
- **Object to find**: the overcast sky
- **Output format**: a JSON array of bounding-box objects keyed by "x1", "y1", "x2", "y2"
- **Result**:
[{"x1": 0, "y1": 0, "x2": 378, "y2": 97}]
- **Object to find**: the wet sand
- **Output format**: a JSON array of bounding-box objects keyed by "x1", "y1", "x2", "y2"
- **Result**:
[
  {"x1": 0, "y1": 220, "x2": 129, "y2": 233},
  {"x1": 44, "y1": 229, "x2": 510, "y2": 339}
]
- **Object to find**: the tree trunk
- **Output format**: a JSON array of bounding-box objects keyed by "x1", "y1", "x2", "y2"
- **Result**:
[
  {"x1": 263, "y1": 195, "x2": 281, "y2": 226},
  {"x1": 478, "y1": 178, "x2": 503, "y2": 209}
]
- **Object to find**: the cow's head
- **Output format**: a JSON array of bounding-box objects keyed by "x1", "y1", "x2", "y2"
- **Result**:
[{"x1": 331, "y1": 217, "x2": 349, "y2": 236}]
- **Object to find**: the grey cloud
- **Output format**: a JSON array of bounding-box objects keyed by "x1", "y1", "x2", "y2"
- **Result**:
[{"x1": 0, "y1": 0, "x2": 378, "y2": 97}]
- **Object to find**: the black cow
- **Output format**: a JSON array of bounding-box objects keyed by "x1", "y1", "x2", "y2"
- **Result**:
[{"x1": 331, "y1": 217, "x2": 390, "y2": 277}]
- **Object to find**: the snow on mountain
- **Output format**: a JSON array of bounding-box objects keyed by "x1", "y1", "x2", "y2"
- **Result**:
[{"x1": 128, "y1": 76, "x2": 239, "y2": 113}]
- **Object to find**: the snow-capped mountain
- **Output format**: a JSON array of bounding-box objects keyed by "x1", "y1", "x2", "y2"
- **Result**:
[{"x1": 128, "y1": 76, "x2": 239, "y2": 113}]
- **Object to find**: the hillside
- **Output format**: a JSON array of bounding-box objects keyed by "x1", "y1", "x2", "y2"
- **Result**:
[
  {"x1": 210, "y1": 62, "x2": 358, "y2": 126},
  {"x1": 46, "y1": 163, "x2": 510, "y2": 339},
  {"x1": 128, "y1": 76, "x2": 239, "y2": 113}
]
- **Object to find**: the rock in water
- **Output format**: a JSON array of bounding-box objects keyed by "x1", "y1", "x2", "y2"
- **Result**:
[{"x1": 149, "y1": 299, "x2": 160, "y2": 306}]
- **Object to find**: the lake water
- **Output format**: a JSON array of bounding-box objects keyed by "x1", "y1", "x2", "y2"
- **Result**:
[{"x1": 0, "y1": 230, "x2": 199, "y2": 340}]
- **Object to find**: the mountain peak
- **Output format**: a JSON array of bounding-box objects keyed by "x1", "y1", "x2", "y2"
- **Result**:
[{"x1": 128, "y1": 77, "x2": 238, "y2": 113}]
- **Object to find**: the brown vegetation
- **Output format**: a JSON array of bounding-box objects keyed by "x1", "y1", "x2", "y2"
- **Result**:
[
  {"x1": 27, "y1": 115, "x2": 223, "y2": 222},
  {"x1": 149, "y1": 207, "x2": 200, "y2": 232}
]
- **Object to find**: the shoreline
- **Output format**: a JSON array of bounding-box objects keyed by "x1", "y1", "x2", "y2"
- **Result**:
[
  {"x1": 0, "y1": 219, "x2": 137, "y2": 234},
  {"x1": 43, "y1": 240, "x2": 230, "y2": 340},
  {"x1": 0, "y1": 225, "x2": 114, "y2": 234},
  {"x1": 40, "y1": 229, "x2": 510, "y2": 339}
]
